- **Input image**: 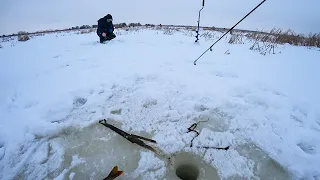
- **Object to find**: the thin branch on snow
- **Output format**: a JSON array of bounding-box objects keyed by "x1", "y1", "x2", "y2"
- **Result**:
[
  {"x1": 187, "y1": 119, "x2": 209, "y2": 136},
  {"x1": 99, "y1": 119, "x2": 157, "y2": 153},
  {"x1": 195, "y1": 146, "x2": 230, "y2": 150},
  {"x1": 186, "y1": 119, "x2": 230, "y2": 150},
  {"x1": 187, "y1": 119, "x2": 208, "y2": 147}
]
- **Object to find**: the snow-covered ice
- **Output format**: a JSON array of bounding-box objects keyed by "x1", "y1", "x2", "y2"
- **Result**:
[{"x1": 0, "y1": 27, "x2": 320, "y2": 179}]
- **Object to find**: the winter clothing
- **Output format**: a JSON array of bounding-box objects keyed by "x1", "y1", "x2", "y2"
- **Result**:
[{"x1": 97, "y1": 14, "x2": 116, "y2": 43}]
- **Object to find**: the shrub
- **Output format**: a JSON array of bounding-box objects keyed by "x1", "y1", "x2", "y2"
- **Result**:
[
  {"x1": 71, "y1": 26, "x2": 80, "y2": 30},
  {"x1": 163, "y1": 28, "x2": 175, "y2": 35},
  {"x1": 80, "y1": 25, "x2": 91, "y2": 29},
  {"x1": 145, "y1": 24, "x2": 155, "y2": 27},
  {"x1": 305, "y1": 33, "x2": 320, "y2": 48},
  {"x1": 228, "y1": 33, "x2": 244, "y2": 44},
  {"x1": 200, "y1": 31, "x2": 216, "y2": 41},
  {"x1": 115, "y1": 23, "x2": 127, "y2": 28},
  {"x1": 128, "y1": 23, "x2": 141, "y2": 27},
  {"x1": 17, "y1": 31, "x2": 28, "y2": 35},
  {"x1": 18, "y1": 34, "x2": 30, "y2": 41},
  {"x1": 245, "y1": 28, "x2": 320, "y2": 49},
  {"x1": 270, "y1": 28, "x2": 301, "y2": 46}
]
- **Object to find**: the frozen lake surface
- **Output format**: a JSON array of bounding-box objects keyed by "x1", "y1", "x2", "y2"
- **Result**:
[{"x1": 0, "y1": 27, "x2": 319, "y2": 179}]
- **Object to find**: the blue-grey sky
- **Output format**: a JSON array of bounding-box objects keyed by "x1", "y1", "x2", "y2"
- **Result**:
[{"x1": 0, "y1": 0, "x2": 319, "y2": 35}]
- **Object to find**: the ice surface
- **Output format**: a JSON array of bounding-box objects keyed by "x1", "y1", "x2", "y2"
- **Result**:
[
  {"x1": 236, "y1": 143, "x2": 291, "y2": 180},
  {"x1": 54, "y1": 122, "x2": 142, "y2": 180},
  {"x1": 0, "y1": 28, "x2": 320, "y2": 180}
]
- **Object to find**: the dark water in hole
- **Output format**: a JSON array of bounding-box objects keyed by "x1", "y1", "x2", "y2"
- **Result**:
[
  {"x1": 176, "y1": 164, "x2": 199, "y2": 180},
  {"x1": 166, "y1": 151, "x2": 220, "y2": 180}
]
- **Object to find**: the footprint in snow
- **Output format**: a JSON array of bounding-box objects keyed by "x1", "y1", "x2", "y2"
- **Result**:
[
  {"x1": 143, "y1": 99, "x2": 157, "y2": 108},
  {"x1": 315, "y1": 115, "x2": 320, "y2": 127},
  {"x1": 259, "y1": 86, "x2": 287, "y2": 97},
  {"x1": 110, "y1": 109, "x2": 122, "y2": 115},
  {"x1": 214, "y1": 72, "x2": 238, "y2": 79},
  {"x1": 110, "y1": 83, "x2": 118, "y2": 89},
  {"x1": 52, "y1": 54, "x2": 61, "y2": 59},
  {"x1": 135, "y1": 76, "x2": 144, "y2": 84},
  {"x1": 194, "y1": 104, "x2": 209, "y2": 112},
  {"x1": 297, "y1": 141, "x2": 317, "y2": 155},
  {"x1": 290, "y1": 106, "x2": 307, "y2": 126},
  {"x1": 0, "y1": 144, "x2": 5, "y2": 161},
  {"x1": 271, "y1": 90, "x2": 286, "y2": 97},
  {"x1": 73, "y1": 97, "x2": 87, "y2": 108}
]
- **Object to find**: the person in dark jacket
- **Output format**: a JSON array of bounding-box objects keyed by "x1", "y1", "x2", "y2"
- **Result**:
[{"x1": 97, "y1": 14, "x2": 116, "y2": 43}]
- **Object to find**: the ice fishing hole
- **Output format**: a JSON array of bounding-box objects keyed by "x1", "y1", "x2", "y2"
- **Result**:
[
  {"x1": 175, "y1": 164, "x2": 199, "y2": 180},
  {"x1": 167, "y1": 151, "x2": 219, "y2": 180}
]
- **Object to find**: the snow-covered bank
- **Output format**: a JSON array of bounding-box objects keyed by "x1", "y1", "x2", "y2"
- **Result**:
[
  {"x1": 0, "y1": 27, "x2": 320, "y2": 179},
  {"x1": 1, "y1": 0, "x2": 320, "y2": 35}
]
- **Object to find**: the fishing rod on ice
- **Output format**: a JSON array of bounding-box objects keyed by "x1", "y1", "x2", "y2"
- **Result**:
[
  {"x1": 193, "y1": 0, "x2": 267, "y2": 65},
  {"x1": 195, "y1": 0, "x2": 205, "y2": 42}
]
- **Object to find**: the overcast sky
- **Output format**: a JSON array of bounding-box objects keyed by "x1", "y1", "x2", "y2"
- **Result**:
[{"x1": 0, "y1": 0, "x2": 319, "y2": 35}]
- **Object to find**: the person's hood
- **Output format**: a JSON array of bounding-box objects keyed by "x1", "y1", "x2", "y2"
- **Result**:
[
  {"x1": 105, "y1": 14, "x2": 112, "y2": 20},
  {"x1": 98, "y1": 14, "x2": 113, "y2": 23}
]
